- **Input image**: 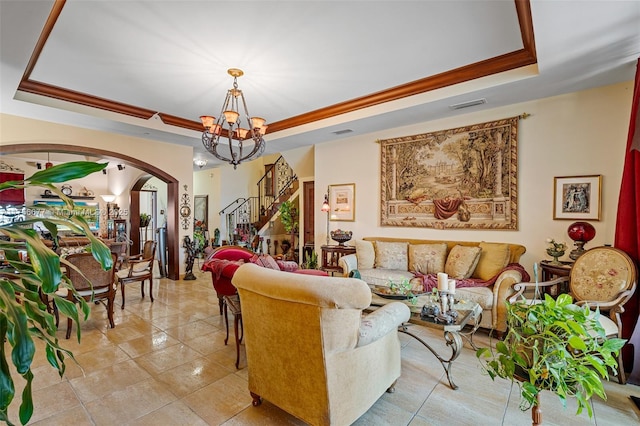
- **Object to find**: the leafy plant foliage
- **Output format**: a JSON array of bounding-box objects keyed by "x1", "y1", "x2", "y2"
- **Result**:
[
  {"x1": 0, "y1": 162, "x2": 111, "y2": 425},
  {"x1": 476, "y1": 293, "x2": 624, "y2": 418}
]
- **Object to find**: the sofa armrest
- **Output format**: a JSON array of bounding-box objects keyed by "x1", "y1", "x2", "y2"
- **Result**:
[
  {"x1": 357, "y1": 302, "x2": 410, "y2": 347},
  {"x1": 338, "y1": 253, "x2": 358, "y2": 277},
  {"x1": 491, "y1": 269, "x2": 526, "y2": 333}
]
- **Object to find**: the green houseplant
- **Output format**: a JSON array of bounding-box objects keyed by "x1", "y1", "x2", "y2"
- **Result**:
[
  {"x1": 139, "y1": 213, "x2": 151, "y2": 228},
  {"x1": 278, "y1": 201, "x2": 298, "y2": 258},
  {"x1": 0, "y1": 161, "x2": 111, "y2": 425},
  {"x1": 476, "y1": 292, "x2": 625, "y2": 422}
]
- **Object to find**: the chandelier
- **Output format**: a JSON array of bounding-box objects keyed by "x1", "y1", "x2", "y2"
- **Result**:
[{"x1": 200, "y1": 68, "x2": 268, "y2": 169}]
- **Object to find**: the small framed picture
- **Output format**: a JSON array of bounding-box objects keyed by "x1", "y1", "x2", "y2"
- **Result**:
[
  {"x1": 329, "y1": 183, "x2": 355, "y2": 221},
  {"x1": 553, "y1": 175, "x2": 602, "y2": 220}
]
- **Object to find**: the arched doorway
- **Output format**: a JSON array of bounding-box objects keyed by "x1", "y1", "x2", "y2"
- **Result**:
[{"x1": 1, "y1": 143, "x2": 181, "y2": 280}]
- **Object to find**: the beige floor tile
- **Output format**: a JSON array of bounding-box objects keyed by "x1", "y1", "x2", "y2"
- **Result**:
[
  {"x1": 131, "y1": 400, "x2": 209, "y2": 426},
  {"x1": 8, "y1": 381, "x2": 81, "y2": 425},
  {"x1": 118, "y1": 330, "x2": 181, "y2": 357},
  {"x1": 164, "y1": 319, "x2": 219, "y2": 341},
  {"x1": 221, "y1": 400, "x2": 307, "y2": 425},
  {"x1": 69, "y1": 359, "x2": 152, "y2": 403},
  {"x1": 182, "y1": 374, "x2": 252, "y2": 425},
  {"x1": 30, "y1": 405, "x2": 94, "y2": 425},
  {"x1": 83, "y1": 377, "x2": 177, "y2": 425},
  {"x1": 155, "y1": 356, "x2": 232, "y2": 398},
  {"x1": 134, "y1": 342, "x2": 203, "y2": 375}
]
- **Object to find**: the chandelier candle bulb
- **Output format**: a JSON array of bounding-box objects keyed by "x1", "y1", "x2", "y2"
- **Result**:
[{"x1": 437, "y1": 272, "x2": 448, "y2": 291}]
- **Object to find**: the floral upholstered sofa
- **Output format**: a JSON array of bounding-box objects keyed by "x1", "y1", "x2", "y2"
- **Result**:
[{"x1": 338, "y1": 237, "x2": 528, "y2": 333}]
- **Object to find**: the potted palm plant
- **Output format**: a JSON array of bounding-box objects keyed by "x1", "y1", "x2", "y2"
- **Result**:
[
  {"x1": 0, "y1": 161, "x2": 111, "y2": 425},
  {"x1": 476, "y1": 291, "x2": 625, "y2": 424}
]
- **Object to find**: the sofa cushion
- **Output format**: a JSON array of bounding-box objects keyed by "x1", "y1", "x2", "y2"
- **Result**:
[
  {"x1": 409, "y1": 243, "x2": 447, "y2": 274},
  {"x1": 444, "y1": 245, "x2": 481, "y2": 279},
  {"x1": 472, "y1": 242, "x2": 510, "y2": 280},
  {"x1": 250, "y1": 254, "x2": 280, "y2": 270},
  {"x1": 374, "y1": 241, "x2": 408, "y2": 270},
  {"x1": 355, "y1": 240, "x2": 376, "y2": 270},
  {"x1": 455, "y1": 286, "x2": 494, "y2": 310}
]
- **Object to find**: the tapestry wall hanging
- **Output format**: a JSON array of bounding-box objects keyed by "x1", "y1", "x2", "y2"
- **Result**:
[{"x1": 379, "y1": 114, "x2": 526, "y2": 229}]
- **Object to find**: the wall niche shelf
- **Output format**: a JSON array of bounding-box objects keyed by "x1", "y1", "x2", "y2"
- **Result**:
[{"x1": 39, "y1": 194, "x2": 95, "y2": 200}]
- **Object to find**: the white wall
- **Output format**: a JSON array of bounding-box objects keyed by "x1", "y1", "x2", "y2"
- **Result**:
[{"x1": 314, "y1": 81, "x2": 634, "y2": 275}]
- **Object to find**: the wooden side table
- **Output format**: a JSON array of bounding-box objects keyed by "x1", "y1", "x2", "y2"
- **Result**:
[
  {"x1": 540, "y1": 260, "x2": 573, "y2": 295},
  {"x1": 321, "y1": 245, "x2": 356, "y2": 275}
]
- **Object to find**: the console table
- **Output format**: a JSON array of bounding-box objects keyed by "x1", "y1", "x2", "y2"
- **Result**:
[{"x1": 320, "y1": 245, "x2": 355, "y2": 275}]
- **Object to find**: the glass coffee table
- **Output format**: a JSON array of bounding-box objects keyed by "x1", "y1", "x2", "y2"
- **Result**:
[{"x1": 369, "y1": 292, "x2": 482, "y2": 390}]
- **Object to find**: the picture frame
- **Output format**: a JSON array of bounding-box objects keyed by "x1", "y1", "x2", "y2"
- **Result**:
[
  {"x1": 329, "y1": 183, "x2": 355, "y2": 221},
  {"x1": 193, "y1": 194, "x2": 208, "y2": 226},
  {"x1": 553, "y1": 175, "x2": 602, "y2": 220}
]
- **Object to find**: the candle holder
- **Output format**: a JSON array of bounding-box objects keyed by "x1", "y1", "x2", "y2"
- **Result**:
[{"x1": 434, "y1": 290, "x2": 457, "y2": 324}]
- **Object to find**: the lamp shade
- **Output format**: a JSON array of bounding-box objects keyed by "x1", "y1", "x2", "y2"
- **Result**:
[{"x1": 568, "y1": 221, "x2": 596, "y2": 242}]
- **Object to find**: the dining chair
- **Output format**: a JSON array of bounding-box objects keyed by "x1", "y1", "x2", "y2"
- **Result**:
[
  {"x1": 107, "y1": 241, "x2": 128, "y2": 271},
  {"x1": 60, "y1": 252, "x2": 117, "y2": 339},
  {"x1": 116, "y1": 240, "x2": 156, "y2": 309},
  {"x1": 511, "y1": 246, "x2": 637, "y2": 384}
]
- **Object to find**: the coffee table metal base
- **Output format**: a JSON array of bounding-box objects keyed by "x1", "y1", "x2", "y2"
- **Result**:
[{"x1": 399, "y1": 313, "x2": 481, "y2": 390}]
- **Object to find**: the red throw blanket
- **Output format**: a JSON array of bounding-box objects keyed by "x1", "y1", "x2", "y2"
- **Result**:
[
  {"x1": 201, "y1": 258, "x2": 245, "y2": 280},
  {"x1": 413, "y1": 263, "x2": 531, "y2": 292}
]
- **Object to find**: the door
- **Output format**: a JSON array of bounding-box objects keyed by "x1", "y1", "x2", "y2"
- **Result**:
[{"x1": 303, "y1": 181, "x2": 315, "y2": 259}]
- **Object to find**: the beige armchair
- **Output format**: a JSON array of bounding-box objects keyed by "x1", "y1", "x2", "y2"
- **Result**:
[{"x1": 232, "y1": 263, "x2": 410, "y2": 426}]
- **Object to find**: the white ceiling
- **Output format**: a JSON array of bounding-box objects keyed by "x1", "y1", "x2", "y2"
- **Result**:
[{"x1": 1, "y1": 1, "x2": 639, "y2": 170}]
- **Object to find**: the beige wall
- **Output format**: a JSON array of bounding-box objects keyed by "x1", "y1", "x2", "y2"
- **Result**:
[
  {"x1": 0, "y1": 113, "x2": 194, "y2": 273},
  {"x1": 314, "y1": 81, "x2": 634, "y2": 275}
]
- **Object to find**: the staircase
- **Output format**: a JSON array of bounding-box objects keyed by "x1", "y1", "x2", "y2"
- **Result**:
[{"x1": 220, "y1": 155, "x2": 297, "y2": 244}]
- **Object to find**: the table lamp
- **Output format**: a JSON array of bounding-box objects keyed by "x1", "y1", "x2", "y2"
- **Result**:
[{"x1": 567, "y1": 221, "x2": 596, "y2": 260}]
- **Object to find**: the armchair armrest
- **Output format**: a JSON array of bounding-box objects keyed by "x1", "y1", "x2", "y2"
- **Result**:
[
  {"x1": 576, "y1": 286, "x2": 636, "y2": 313},
  {"x1": 338, "y1": 253, "x2": 358, "y2": 277},
  {"x1": 509, "y1": 277, "x2": 570, "y2": 302},
  {"x1": 357, "y1": 302, "x2": 410, "y2": 347}
]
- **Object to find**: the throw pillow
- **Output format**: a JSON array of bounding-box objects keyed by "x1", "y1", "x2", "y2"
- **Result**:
[
  {"x1": 250, "y1": 254, "x2": 280, "y2": 270},
  {"x1": 355, "y1": 240, "x2": 376, "y2": 270},
  {"x1": 472, "y1": 242, "x2": 511, "y2": 280},
  {"x1": 409, "y1": 243, "x2": 447, "y2": 274},
  {"x1": 276, "y1": 259, "x2": 299, "y2": 272},
  {"x1": 374, "y1": 241, "x2": 409, "y2": 270},
  {"x1": 444, "y1": 245, "x2": 482, "y2": 279}
]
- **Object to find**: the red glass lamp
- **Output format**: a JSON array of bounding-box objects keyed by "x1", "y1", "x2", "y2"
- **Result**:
[{"x1": 567, "y1": 221, "x2": 596, "y2": 260}]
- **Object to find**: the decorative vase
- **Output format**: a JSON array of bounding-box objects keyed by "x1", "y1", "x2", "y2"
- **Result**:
[{"x1": 546, "y1": 248, "x2": 565, "y2": 265}]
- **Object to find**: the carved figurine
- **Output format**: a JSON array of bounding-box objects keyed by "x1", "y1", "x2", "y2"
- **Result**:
[{"x1": 183, "y1": 235, "x2": 197, "y2": 280}]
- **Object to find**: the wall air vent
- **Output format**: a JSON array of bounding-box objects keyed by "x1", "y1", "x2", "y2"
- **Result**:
[
  {"x1": 448, "y1": 98, "x2": 487, "y2": 110},
  {"x1": 332, "y1": 129, "x2": 353, "y2": 135}
]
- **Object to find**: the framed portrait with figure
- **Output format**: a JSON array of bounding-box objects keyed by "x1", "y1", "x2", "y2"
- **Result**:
[{"x1": 553, "y1": 175, "x2": 601, "y2": 220}]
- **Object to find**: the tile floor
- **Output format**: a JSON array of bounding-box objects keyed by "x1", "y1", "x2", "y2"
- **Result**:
[{"x1": 7, "y1": 268, "x2": 640, "y2": 425}]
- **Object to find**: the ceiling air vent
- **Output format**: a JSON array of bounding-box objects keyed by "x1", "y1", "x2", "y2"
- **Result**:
[
  {"x1": 448, "y1": 98, "x2": 487, "y2": 110},
  {"x1": 332, "y1": 129, "x2": 353, "y2": 135}
]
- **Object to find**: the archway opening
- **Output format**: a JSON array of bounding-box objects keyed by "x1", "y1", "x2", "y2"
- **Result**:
[{"x1": 1, "y1": 143, "x2": 180, "y2": 280}]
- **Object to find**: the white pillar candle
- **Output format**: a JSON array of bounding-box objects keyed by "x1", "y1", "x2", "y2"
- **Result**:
[
  {"x1": 437, "y1": 272, "x2": 448, "y2": 291},
  {"x1": 448, "y1": 279, "x2": 456, "y2": 294}
]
